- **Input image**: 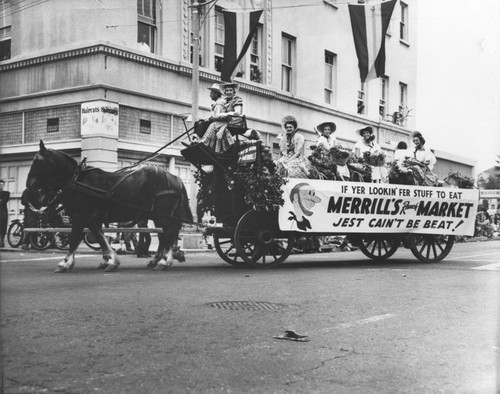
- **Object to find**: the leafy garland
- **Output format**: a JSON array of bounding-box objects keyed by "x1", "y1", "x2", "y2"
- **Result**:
[
  {"x1": 445, "y1": 171, "x2": 475, "y2": 189},
  {"x1": 194, "y1": 170, "x2": 216, "y2": 214},
  {"x1": 194, "y1": 147, "x2": 288, "y2": 214},
  {"x1": 346, "y1": 153, "x2": 372, "y2": 182},
  {"x1": 387, "y1": 160, "x2": 417, "y2": 185},
  {"x1": 363, "y1": 150, "x2": 386, "y2": 167},
  {"x1": 224, "y1": 160, "x2": 288, "y2": 211}
]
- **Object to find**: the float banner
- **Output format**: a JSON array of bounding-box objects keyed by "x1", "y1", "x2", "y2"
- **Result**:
[{"x1": 279, "y1": 179, "x2": 479, "y2": 236}]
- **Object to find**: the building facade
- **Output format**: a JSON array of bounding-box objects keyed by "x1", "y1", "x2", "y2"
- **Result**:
[{"x1": 0, "y1": 0, "x2": 474, "y2": 221}]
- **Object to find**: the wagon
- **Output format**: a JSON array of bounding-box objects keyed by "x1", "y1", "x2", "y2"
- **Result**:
[{"x1": 181, "y1": 133, "x2": 479, "y2": 269}]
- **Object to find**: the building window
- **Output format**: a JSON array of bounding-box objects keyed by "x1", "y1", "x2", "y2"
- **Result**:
[
  {"x1": 400, "y1": 2, "x2": 408, "y2": 42},
  {"x1": 47, "y1": 118, "x2": 59, "y2": 133},
  {"x1": 0, "y1": 0, "x2": 11, "y2": 61},
  {"x1": 397, "y1": 82, "x2": 408, "y2": 125},
  {"x1": 214, "y1": 8, "x2": 224, "y2": 73},
  {"x1": 324, "y1": 51, "x2": 337, "y2": 105},
  {"x1": 137, "y1": 0, "x2": 155, "y2": 53},
  {"x1": 357, "y1": 82, "x2": 366, "y2": 115},
  {"x1": 0, "y1": 27, "x2": 10, "y2": 60},
  {"x1": 379, "y1": 76, "x2": 388, "y2": 118},
  {"x1": 250, "y1": 24, "x2": 263, "y2": 83},
  {"x1": 281, "y1": 33, "x2": 295, "y2": 93},
  {"x1": 139, "y1": 119, "x2": 151, "y2": 134}
]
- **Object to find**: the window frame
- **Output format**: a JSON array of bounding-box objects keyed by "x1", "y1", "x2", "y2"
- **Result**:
[
  {"x1": 214, "y1": 7, "x2": 225, "y2": 73},
  {"x1": 357, "y1": 82, "x2": 366, "y2": 115},
  {"x1": 281, "y1": 33, "x2": 295, "y2": 93},
  {"x1": 398, "y1": 82, "x2": 408, "y2": 126},
  {"x1": 249, "y1": 24, "x2": 263, "y2": 83},
  {"x1": 400, "y1": 1, "x2": 409, "y2": 43},
  {"x1": 379, "y1": 76, "x2": 389, "y2": 119},
  {"x1": 47, "y1": 118, "x2": 60, "y2": 133},
  {"x1": 137, "y1": 0, "x2": 156, "y2": 53},
  {"x1": 324, "y1": 50, "x2": 337, "y2": 106}
]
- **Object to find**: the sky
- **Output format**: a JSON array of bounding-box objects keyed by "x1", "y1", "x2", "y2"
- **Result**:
[{"x1": 416, "y1": 0, "x2": 500, "y2": 172}]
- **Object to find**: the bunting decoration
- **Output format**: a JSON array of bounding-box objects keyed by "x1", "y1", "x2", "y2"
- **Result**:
[
  {"x1": 348, "y1": 0, "x2": 397, "y2": 83},
  {"x1": 221, "y1": 9, "x2": 263, "y2": 82}
]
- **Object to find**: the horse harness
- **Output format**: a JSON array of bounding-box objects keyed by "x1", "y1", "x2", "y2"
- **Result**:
[{"x1": 64, "y1": 162, "x2": 184, "y2": 224}]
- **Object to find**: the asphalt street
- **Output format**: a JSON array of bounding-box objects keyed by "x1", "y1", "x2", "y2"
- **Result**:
[{"x1": 1, "y1": 240, "x2": 499, "y2": 393}]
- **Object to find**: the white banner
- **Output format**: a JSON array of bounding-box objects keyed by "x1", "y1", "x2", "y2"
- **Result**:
[
  {"x1": 279, "y1": 179, "x2": 479, "y2": 236},
  {"x1": 81, "y1": 100, "x2": 119, "y2": 136}
]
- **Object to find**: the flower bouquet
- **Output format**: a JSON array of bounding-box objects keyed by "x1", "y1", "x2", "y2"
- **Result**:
[
  {"x1": 308, "y1": 145, "x2": 332, "y2": 169},
  {"x1": 445, "y1": 171, "x2": 475, "y2": 189},
  {"x1": 388, "y1": 160, "x2": 417, "y2": 185},
  {"x1": 329, "y1": 145, "x2": 351, "y2": 166},
  {"x1": 363, "y1": 151, "x2": 386, "y2": 167}
]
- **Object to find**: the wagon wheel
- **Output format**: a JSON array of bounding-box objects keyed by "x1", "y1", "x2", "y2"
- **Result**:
[
  {"x1": 213, "y1": 233, "x2": 245, "y2": 266},
  {"x1": 234, "y1": 210, "x2": 294, "y2": 269},
  {"x1": 409, "y1": 234, "x2": 454, "y2": 263},
  {"x1": 358, "y1": 236, "x2": 400, "y2": 260},
  {"x1": 30, "y1": 231, "x2": 54, "y2": 250},
  {"x1": 7, "y1": 221, "x2": 24, "y2": 248}
]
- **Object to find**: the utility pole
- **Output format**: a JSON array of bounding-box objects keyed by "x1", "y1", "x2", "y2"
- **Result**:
[{"x1": 191, "y1": 1, "x2": 201, "y2": 124}]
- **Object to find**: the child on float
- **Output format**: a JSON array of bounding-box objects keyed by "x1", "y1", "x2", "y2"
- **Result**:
[{"x1": 315, "y1": 121, "x2": 350, "y2": 181}]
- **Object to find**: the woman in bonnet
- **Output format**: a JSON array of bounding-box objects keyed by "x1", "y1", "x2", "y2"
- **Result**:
[{"x1": 277, "y1": 115, "x2": 308, "y2": 178}]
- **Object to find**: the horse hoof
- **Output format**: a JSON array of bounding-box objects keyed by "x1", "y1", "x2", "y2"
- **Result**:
[
  {"x1": 104, "y1": 264, "x2": 118, "y2": 272},
  {"x1": 154, "y1": 263, "x2": 168, "y2": 271},
  {"x1": 98, "y1": 262, "x2": 108, "y2": 269},
  {"x1": 146, "y1": 260, "x2": 157, "y2": 268},
  {"x1": 54, "y1": 266, "x2": 68, "y2": 273}
]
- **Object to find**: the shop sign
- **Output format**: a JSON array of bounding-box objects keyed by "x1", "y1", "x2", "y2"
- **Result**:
[
  {"x1": 279, "y1": 179, "x2": 479, "y2": 236},
  {"x1": 81, "y1": 101, "x2": 119, "y2": 136}
]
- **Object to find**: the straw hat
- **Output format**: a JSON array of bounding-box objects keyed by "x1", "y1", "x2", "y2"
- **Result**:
[
  {"x1": 207, "y1": 83, "x2": 221, "y2": 92},
  {"x1": 357, "y1": 126, "x2": 374, "y2": 136},
  {"x1": 219, "y1": 82, "x2": 239, "y2": 94},
  {"x1": 315, "y1": 121, "x2": 336, "y2": 134}
]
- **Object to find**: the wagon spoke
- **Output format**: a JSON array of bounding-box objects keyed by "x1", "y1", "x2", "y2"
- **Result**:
[
  {"x1": 431, "y1": 243, "x2": 438, "y2": 259},
  {"x1": 425, "y1": 243, "x2": 431, "y2": 259},
  {"x1": 358, "y1": 236, "x2": 400, "y2": 261}
]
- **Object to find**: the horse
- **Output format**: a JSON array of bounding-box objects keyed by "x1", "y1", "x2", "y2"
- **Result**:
[{"x1": 26, "y1": 141, "x2": 193, "y2": 273}]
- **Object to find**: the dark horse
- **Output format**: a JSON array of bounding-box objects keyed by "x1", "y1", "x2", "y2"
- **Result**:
[{"x1": 27, "y1": 141, "x2": 193, "y2": 273}]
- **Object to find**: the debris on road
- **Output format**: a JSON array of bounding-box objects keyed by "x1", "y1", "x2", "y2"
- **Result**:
[{"x1": 273, "y1": 330, "x2": 310, "y2": 342}]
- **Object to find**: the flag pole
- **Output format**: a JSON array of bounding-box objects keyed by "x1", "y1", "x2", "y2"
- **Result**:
[{"x1": 191, "y1": 1, "x2": 201, "y2": 124}]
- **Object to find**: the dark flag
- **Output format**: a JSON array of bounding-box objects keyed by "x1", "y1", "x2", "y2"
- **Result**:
[
  {"x1": 221, "y1": 9, "x2": 263, "y2": 82},
  {"x1": 348, "y1": 0, "x2": 397, "y2": 82}
]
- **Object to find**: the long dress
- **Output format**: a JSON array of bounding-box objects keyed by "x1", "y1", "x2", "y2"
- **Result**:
[
  {"x1": 277, "y1": 132, "x2": 309, "y2": 178},
  {"x1": 199, "y1": 95, "x2": 243, "y2": 153}
]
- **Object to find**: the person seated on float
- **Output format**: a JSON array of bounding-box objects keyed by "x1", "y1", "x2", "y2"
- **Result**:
[
  {"x1": 412, "y1": 131, "x2": 436, "y2": 170},
  {"x1": 276, "y1": 115, "x2": 309, "y2": 178},
  {"x1": 315, "y1": 120, "x2": 350, "y2": 181},
  {"x1": 198, "y1": 81, "x2": 243, "y2": 153},
  {"x1": 189, "y1": 83, "x2": 225, "y2": 144},
  {"x1": 354, "y1": 126, "x2": 385, "y2": 183}
]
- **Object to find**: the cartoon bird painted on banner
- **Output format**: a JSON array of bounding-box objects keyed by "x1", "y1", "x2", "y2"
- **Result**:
[{"x1": 288, "y1": 183, "x2": 321, "y2": 231}]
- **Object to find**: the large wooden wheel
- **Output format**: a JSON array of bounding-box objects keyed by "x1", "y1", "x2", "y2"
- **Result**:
[
  {"x1": 234, "y1": 210, "x2": 294, "y2": 269},
  {"x1": 358, "y1": 236, "x2": 400, "y2": 260},
  {"x1": 213, "y1": 233, "x2": 245, "y2": 266},
  {"x1": 409, "y1": 234, "x2": 454, "y2": 263}
]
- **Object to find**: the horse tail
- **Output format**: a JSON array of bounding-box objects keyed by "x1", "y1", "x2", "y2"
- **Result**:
[{"x1": 179, "y1": 182, "x2": 194, "y2": 223}]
